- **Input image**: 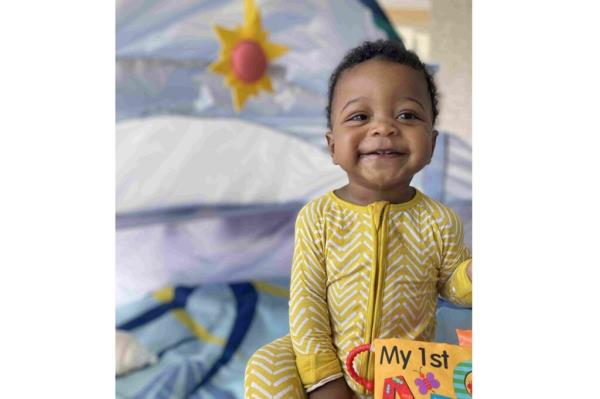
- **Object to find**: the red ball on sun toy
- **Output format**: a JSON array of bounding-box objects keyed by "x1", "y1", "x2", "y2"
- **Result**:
[{"x1": 231, "y1": 39, "x2": 268, "y2": 83}]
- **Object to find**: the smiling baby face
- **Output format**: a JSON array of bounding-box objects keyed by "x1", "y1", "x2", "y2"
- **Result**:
[{"x1": 327, "y1": 58, "x2": 437, "y2": 193}]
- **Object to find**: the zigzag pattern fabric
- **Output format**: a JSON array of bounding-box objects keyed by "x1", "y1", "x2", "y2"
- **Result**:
[
  {"x1": 244, "y1": 335, "x2": 306, "y2": 398},
  {"x1": 245, "y1": 190, "x2": 471, "y2": 397}
]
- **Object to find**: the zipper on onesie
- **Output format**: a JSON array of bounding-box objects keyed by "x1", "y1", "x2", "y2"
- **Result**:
[{"x1": 361, "y1": 201, "x2": 389, "y2": 392}]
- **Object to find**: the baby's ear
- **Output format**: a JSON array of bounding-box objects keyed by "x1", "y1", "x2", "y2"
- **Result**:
[{"x1": 325, "y1": 132, "x2": 336, "y2": 163}]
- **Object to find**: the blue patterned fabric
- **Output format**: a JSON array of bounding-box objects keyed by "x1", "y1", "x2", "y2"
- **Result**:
[{"x1": 116, "y1": 281, "x2": 289, "y2": 398}]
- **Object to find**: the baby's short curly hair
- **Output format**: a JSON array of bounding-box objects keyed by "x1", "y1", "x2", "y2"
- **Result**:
[{"x1": 326, "y1": 39, "x2": 439, "y2": 129}]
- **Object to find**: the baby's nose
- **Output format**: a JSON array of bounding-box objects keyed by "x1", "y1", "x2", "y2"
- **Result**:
[{"x1": 369, "y1": 118, "x2": 398, "y2": 136}]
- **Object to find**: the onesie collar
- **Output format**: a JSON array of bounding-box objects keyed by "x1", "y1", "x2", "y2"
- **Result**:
[{"x1": 327, "y1": 188, "x2": 423, "y2": 213}]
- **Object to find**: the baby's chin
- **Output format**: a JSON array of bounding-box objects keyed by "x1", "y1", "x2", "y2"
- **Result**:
[{"x1": 359, "y1": 171, "x2": 411, "y2": 191}]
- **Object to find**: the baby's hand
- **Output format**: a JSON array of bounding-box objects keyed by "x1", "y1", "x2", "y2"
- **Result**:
[{"x1": 308, "y1": 377, "x2": 355, "y2": 399}]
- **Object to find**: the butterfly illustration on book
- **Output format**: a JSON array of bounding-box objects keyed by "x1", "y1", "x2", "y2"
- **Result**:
[{"x1": 414, "y1": 368, "x2": 441, "y2": 394}]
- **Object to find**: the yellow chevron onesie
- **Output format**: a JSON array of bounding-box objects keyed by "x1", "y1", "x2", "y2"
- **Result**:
[{"x1": 244, "y1": 190, "x2": 471, "y2": 398}]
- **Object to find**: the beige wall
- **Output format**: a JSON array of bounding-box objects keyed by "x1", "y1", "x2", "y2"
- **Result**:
[
  {"x1": 381, "y1": 0, "x2": 472, "y2": 143},
  {"x1": 429, "y1": 0, "x2": 471, "y2": 142}
]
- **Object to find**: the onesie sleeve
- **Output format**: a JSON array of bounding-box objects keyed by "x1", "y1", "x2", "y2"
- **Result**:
[
  {"x1": 437, "y1": 207, "x2": 472, "y2": 307},
  {"x1": 289, "y1": 203, "x2": 343, "y2": 390}
]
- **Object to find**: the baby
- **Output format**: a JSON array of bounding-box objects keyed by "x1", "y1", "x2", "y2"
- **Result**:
[{"x1": 245, "y1": 39, "x2": 472, "y2": 399}]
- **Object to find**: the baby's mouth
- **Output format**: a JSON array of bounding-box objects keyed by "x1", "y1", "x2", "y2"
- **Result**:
[{"x1": 359, "y1": 149, "x2": 406, "y2": 159}]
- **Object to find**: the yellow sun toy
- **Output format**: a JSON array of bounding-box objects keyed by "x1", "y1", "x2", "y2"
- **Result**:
[{"x1": 209, "y1": 0, "x2": 288, "y2": 112}]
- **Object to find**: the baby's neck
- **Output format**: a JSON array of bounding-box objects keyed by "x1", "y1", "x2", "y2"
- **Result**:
[{"x1": 335, "y1": 184, "x2": 416, "y2": 206}]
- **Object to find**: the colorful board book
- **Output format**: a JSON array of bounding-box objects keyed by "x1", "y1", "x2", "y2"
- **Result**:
[
  {"x1": 373, "y1": 338, "x2": 472, "y2": 398},
  {"x1": 348, "y1": 337, "x2": 472, "y2": 398}
]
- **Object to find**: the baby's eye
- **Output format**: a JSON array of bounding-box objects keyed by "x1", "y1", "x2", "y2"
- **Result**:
[
  {"x1": 397, "y1": 112, "x2": 419, "y2": 121},
  {"x1": 348, "y1": 114, "x2": 368, "y2": 122}
]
